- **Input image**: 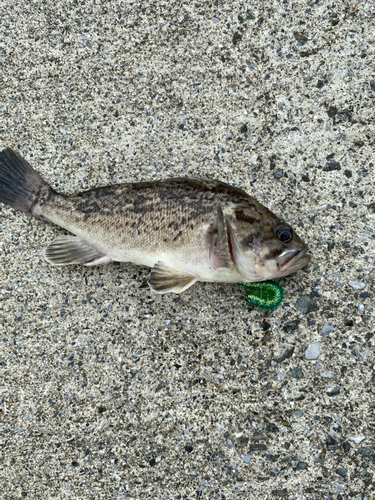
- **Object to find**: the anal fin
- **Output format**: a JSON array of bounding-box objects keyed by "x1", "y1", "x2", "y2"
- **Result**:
[
  {"x1": 45, "y1": 235, "x2": 111, "y2": 266},
  {"x1": 149, "y1": 261, "x2": 199, "y2": 294}
]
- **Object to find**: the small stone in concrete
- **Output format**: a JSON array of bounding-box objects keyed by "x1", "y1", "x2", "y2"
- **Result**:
[
  {"x1": 292, "y1": 410, "x2": 304, "y2": 418},
  {"x1": 326, "y1": 386, "x2": 340, "y2": 397},
  {"x1": 323, "y1": 160, "x2": 341, "y2": 171},
  {"x1": 288, "y1": 367, "x2": 303, "y2": 379},
  {"x1": 305, "y1": 342, "x2": 321, "y2": 360},
  {"x1": 320, "y1": 369, "x2": 332, "y2": 378},
  {"x1": 342, "y1": 442, "x2": 351, "y2": 453},
  {"x1": 335, "y1": 468, "x2": 347, "y2": 477},
  {"x1": 240, "y1": 454, "x2": 251, "y2": 463},
  {"x1": 358, "y1": 446, "x2": 372, "y2": 456},
  {"x1": 273, "y1": 169, "x2": 283, "y2": 179},
  {"x1": 249, "y1": 443, "x2": 267, "y2": 451},
  {"x1": 271, "y1": 489, "x2": 288, "y2": 498},
  {"x1": 348, "y1": 435, "x2": 365, "y2": 444},
  {"x1": 295, "y1": 461, "x2": 308, "y2": 470},
  {"x1": 314, "y1": 452, "x2": 325, "y2": 464},
  {"x1": 326, "y1": 435, "x2": 337, "y2": 448},
  {"x1": 296, "y1": 296, "x2": 318, "y2": 314},
  {"x1": 321, "y1": 322, "x2": 335, "y2": 335},
  {"x1": 276, "y1": 347, "x2": 295, "y2": 363},
  {"x1": 283, "y1": 321, "x2": 299, "y2": 333},
  {"x1": 348, "y1": 281, "x2": 365, "y2": 290},
  {"x1": 267, "y1": 423, "x2": 279, "y2": 433}
]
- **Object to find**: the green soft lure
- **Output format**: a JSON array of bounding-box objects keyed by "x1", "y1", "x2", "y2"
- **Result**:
[{"x1": 237, "y1": 281, "x2": 284, "y2": 310}]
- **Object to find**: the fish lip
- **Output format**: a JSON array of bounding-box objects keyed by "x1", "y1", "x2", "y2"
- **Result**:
[{"x1": 277, "y1": 245, "x2": 311, "y2": 271}]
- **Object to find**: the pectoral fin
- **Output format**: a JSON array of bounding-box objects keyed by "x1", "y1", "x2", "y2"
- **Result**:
[
  {"x1": 149, "y1": 261, "x2": 199, "y2": 294},
  {"x1": 209, "y1": 205, "x2": 234, "y2": 270},
  {"x1": 45, "y1": 235, "x2": 112, "y2": 266}
]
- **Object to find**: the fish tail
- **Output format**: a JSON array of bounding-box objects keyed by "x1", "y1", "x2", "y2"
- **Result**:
[{"x1": 0, "y1": 147, "x2": 54, "y2": 215}]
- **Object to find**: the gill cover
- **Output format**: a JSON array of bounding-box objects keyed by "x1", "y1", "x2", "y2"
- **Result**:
[{"x1": 225, "y1": 217, "x2": 262, "y2": 282}]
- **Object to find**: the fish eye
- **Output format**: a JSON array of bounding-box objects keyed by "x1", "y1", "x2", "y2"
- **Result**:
[{"x1": 276, "y1": 225, "x2": 294, "y2": 243}]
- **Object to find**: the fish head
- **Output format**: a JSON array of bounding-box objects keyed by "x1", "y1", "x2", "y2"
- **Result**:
[{"x1": 225, "y1": 204, "x2": 311, "y2": 281}]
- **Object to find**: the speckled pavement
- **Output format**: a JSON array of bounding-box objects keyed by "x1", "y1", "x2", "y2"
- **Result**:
[{"x1": 0, "y1": 1, "x2": 374, "y2": 499}]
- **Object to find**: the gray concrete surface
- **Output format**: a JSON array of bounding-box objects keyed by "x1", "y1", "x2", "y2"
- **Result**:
[{"x1": 0, "y1": 0, "x2": 374, "y2": 498}]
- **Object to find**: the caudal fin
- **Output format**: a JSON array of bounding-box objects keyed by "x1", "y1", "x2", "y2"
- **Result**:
[{"x1": 0, "y1": 147, "x2": 53, "y2": 214}]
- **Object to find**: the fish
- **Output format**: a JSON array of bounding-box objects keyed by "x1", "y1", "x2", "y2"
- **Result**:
[{"x1": 0, "y1": 147, "x2": 311, "y2": 294}]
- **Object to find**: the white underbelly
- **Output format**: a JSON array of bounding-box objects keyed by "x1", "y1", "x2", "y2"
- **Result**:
[{"x1": 107, "y1": 246, "x2": 244, "y2": 283}]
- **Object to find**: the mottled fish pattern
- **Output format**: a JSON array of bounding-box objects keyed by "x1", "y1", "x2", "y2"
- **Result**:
[{"x1": 0, "y1": 148, "x2": 311, "y2": 293}]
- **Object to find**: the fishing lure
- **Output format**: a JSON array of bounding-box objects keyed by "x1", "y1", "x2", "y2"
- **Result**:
[{"x1": 237, "y1": 281, "x2": 284, "y2": 310}]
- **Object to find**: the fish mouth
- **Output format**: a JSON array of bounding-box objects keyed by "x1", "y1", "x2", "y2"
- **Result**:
[{"x1": 277, "y1": 245, "x2": 311, "y2": 273}]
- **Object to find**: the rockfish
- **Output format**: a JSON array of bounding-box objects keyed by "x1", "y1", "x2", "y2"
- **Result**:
[{"x1": 0, "y1": 148, "x2": 311, "y2": 293}]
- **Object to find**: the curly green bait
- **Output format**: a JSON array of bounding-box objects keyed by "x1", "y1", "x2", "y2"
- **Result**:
[{"x1": 237, "y1": 281, "x2": 284, "y2": 310}]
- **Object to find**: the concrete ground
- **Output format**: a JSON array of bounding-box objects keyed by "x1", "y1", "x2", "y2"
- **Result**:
[{"x1": 0, "y1": 0, "x2": 374, "y2": 498}]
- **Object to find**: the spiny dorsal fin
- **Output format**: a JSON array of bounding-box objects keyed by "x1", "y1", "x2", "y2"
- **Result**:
[
  {"x1": 45, "y1": 235, "x2": 111, "y2": 266},
  {"x1": 209, "y1": 205, "x2": 233, "y2": 270},
  {"x1": 149, "y1": 261, "x2": 199, "y2": 294}
]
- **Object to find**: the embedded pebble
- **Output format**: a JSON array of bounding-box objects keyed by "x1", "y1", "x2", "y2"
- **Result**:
[
  {"x1": 272, "y1": 489, "x2": 288, "y2": 498},
  {"x1": 295, "y1": 461, "x2": 308, "y2": 471},
  {"x1": 358, "y1": 446, "x2": 372, "y2": 456},
  {"x1": 288, "y1": 367, "x2": 303, "y2": 379},
  {"x1": 292, "y1": 410, "x2": 304, "y2": 418},
  {"x1": 240, "y1": 455, "x2": 252, "y2": 463},
  {"x1": 321, "y1": 322, "x2": 335, "y2": 335},
  {"x1": 305, "y1": 342, "x2": 321, "y2": 360},
  {"x1": 320, "y1": 369, "x2": 332, "y2": 378},
  {"x1": 326, "y1": 386, "x2": 340, "y2": 397},
  {"x1": 335, "y1": 468, "x2": 347, "y2": 478},
  {"x1": 249, "y1": 443, "x2": 267, "y2": 451},
  {"x1": 348, "y1": 281, "x2": 366, "y2": 290},
  {"x1": 348, "y1": 435, "x2": 366, "y2": 444},
  {"x1": 275, "y1": 347, "x2": 295, "y2": 363},
  {"x1": 343, "y1": 442, "x2": 352, "y2": 453},
  {"x1": 283, "y1": 321, "x2": 299, "y2": 334},
  {"x1": 296, "y1": 296, "x2": 318, "y2": 314}
]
